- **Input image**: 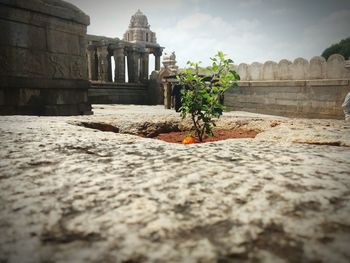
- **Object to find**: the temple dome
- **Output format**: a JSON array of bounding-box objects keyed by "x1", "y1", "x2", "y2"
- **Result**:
[{"x1": 129, "y1": 9, "x2": 149, "y2": 29}]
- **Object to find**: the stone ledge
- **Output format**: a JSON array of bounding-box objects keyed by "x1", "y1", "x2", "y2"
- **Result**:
[
  {"x1": 237, "y1": 79, "x2": 349, "y2": 87},
  {"x1": 0, "y1": 77, "x2": 90, "y2": 89},
  {"x1": 0, "y1": 5, "x2": 87, "y2": 36},
  {"x1": 307, "y1": 79, "x2": 349, "y2": 86},
  {"x1": 90, "y1": 81, "x2": 148, "y2": 89}
]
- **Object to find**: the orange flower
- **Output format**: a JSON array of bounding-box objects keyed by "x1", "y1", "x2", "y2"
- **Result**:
[{"x1": 182, "y1": 136, "x2": 196, "y2": 144}]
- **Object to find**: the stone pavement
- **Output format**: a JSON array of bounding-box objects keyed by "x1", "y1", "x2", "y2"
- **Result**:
[{"x1": 0, "y1": 105, "x2": 349, "y2": 263}]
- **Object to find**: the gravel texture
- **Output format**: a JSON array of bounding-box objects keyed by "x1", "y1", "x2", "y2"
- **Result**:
[{"x1": 0, "y1": 105, "x2": 350, "y2": 263}]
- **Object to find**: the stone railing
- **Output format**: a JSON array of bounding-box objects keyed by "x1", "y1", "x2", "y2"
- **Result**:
[{"x1": 235, "y1": 54, "x2": 350, "y2": 81}]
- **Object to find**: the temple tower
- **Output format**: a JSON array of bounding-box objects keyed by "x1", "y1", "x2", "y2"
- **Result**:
[{"x1": 123, "y1": 10, "x2": 157, "y2": 44}]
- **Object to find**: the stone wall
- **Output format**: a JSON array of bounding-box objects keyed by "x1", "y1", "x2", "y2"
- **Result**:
[
  {"x1": 226, "y1": 80, "x2": 349, "y2": 119},
  {"x1": 225, "y1": 55, "x2": 350, "y2": 119},
  {"x1": 0, "y1": 0, "x2": 92, "y2": 115}
]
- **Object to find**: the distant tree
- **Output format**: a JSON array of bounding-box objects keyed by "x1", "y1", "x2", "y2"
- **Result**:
[{"x1": 321, "y1": 37, "x2": 350, "y2": 60}]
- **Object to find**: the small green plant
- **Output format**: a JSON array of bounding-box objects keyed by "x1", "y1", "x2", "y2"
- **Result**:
[{"x1": 177, "y1": 51, "x2": 240, "y2": 142}]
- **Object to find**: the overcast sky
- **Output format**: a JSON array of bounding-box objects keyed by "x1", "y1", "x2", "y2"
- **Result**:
[{"x1": 66, "y1": 0, "x2": 350, "y2": 68}]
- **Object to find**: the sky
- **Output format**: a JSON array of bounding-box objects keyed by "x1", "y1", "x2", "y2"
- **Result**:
[{"x1": 66, "y1": 0, "x2": 350, "y2": 68}]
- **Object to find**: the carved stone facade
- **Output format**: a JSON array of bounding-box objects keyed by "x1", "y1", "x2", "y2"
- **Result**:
[{"x1": 0, "y1": 0, "x2": 92, "y2": 115}]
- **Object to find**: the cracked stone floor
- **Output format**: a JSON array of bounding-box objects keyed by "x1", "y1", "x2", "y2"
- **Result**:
[{"x1": 0, "y1": 105, "x2": 350, "y2": 263}]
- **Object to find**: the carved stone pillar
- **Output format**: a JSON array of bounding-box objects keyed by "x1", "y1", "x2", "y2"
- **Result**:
[
  {"x1": 155, "y1": 55, "x2": 161, "y2": 71},
  {"x1": 96, "y1": 46, "x2": 109, "y2": 82},
  {"x1": 140, "y1": 52, "x2": 149, "y2": 82},
  {"x1": 113, "y1": 47, "x2": 125, "y2": 83},
  {"x1": 127, "y1": 49, "x2": 140, "y2": 83},
  {"x1": 86, "y1": 45, "x2": 97, "y2": 80},
  {"x1": 154, "y1": 49, "x2": 162, "y2": 71}
]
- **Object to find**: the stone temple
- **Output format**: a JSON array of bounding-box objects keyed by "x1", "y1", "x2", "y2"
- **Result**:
[{"x1": 123, "y1": 9, "x2": 157, "y2": 45}]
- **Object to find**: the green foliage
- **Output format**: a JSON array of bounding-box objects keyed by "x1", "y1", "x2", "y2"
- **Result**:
[
  {"x1": 176, "y1": 51, "x2": 240, "y2": 142},
  {"x1": 321, "y1": 37, "x2": 350, "y2": 60}
]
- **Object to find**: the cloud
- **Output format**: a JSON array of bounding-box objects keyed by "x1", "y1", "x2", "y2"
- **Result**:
[
  {"x1": 176, "y1": 13, "x2": 212, "y2": 30},
  {"x1": 304, "y1": 10, "x2": 350, "y2": 45},
  {"x1": 302, "y1": 9, "x2": 350, "y2": 57},
  {"x1": 154, "y1": 12, "x2": 266, "y2": 67},
  {"x1": 239, "y1": 0, "x2": 262, "y2": 8}
]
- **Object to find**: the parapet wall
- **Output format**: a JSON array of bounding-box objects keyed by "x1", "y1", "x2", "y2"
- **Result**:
[
  {"x1": 235, "y1": 54, "x2": 350, "y2": 81},
  {"x1": 225, "y1": 54, "x2": 350, "y2": 119}
]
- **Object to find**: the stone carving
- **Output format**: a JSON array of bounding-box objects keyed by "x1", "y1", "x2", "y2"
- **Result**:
[
  {"x1": 162, "y1": 52, "x2": 179, "y2": 73},
  {"x1": 278, "y1": 59, "x2": 293, "y2": 80},
  {"x1": 97, "y1": 47, "x2": 109, "y2": 82},
  {"x1": 0, "y1": 53, "x2": 10, "y2": 74},
  {"x1": 293, "y1": 58, "x2": 309, "y2": 80},
  {"x1": 70, "y1": 60, "x2": 83, "y2": 79},
  {"x1": 49, "y1": 55, "x2": 65, "y2": 78}
]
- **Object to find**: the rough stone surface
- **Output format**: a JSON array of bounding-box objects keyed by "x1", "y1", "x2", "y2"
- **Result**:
[{"x1": 1, "y1": 105, "x2": 350, "y2": 263}]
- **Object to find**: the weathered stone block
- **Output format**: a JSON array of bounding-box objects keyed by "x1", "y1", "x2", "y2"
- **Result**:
[
  {"x1": 0, "y1": 20, "x2": 46, "y2": 50},
  {"x1": 0, "y1": 46, "x2": 48, "y2": 78},
  {"x1": 46, "y1": 29, "x2": 81, "y2": 55},
  {"x1": 0, "y1": 0, "x2": 91, "y2": 116}
]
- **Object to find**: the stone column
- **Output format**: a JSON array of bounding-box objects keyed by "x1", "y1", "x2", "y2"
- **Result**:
[
  {"x1": 86, "y1": 45, "x2": 97, "y2": 80},
  {"x1": 127, "y1": 49, "x2": 140, "y2": 83},
  {"x1": 155, "y1": 55, "x2": 161, "y2": 71},
  {"x1": 140, "y1": 52, "x2": 149, "y2": 82},
  {"x1": 163, "y1": 82, "x2": 171, "y2": 109},
  {"x1": 96, "y1": 46, "x2": 109, "y2": 82},
  {"x1": 107, "y1": 55, "x2": 113, "y2": 82},
  {"x1": 113, "y1": 47, "x2": 125, "y2": 83},
  {"x1": 154, "y1": 48, "x2": 162, "y2": 71}
]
